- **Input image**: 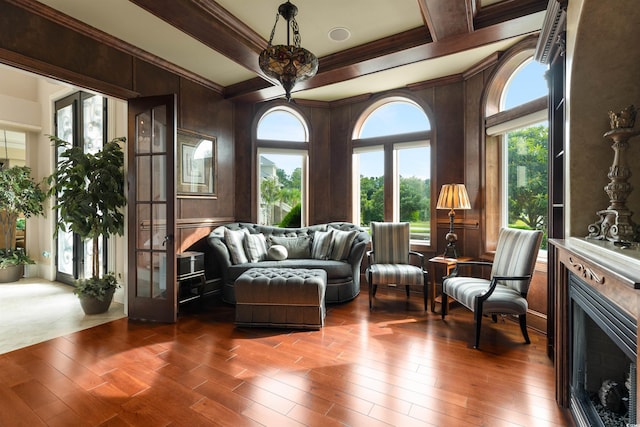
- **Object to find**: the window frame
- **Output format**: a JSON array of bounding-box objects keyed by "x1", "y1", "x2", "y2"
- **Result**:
[
  {"x1": 255, "y1": 105, "x2": 310, "y2": 227},
  {"x1": 351, "y1": 96, "x2": 433, "y2": 244},
  {"x1": 484, "y1": 52, "x2": 549, "y2": 255}
]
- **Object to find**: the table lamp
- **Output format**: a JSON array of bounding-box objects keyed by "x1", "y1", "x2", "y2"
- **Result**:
[{"x1": 436, "y1": 184, "x2": 471, "y2": 258}]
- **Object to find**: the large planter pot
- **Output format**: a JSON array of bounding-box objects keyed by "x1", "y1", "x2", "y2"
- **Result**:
[
  {"x1": 0, "y1": 264, "x2": 23, "y2": 283},
  {"x1": 78, "y1": 288, "x2": 115, "y2": 315}
]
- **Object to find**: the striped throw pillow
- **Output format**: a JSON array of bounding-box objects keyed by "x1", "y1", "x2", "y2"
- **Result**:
[
  {"x1": 243, "y1": 233, "x2": 268, "y2": 263},
  {"x1": 329, "y1": 229, "x2": 358, "y2": 260},
  {"x1": 311, "y1": 230, "x2": 334, "y2": 260}
]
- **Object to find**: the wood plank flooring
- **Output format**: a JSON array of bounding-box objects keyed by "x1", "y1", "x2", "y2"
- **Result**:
[{"x1": 0, "y1": 287, "x2": 570, "y2": 426}]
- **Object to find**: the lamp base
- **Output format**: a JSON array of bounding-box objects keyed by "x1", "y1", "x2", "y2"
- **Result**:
[
  {"x1": 443, "y1": 226, "x2": 459, "y2": 258},
  {"x1": 442, "y1": 242, "x2": 459, "y2": 259}
]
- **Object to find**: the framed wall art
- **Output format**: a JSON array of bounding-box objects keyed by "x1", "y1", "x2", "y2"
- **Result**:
[{"x1": 177, "y1": 129, "x2": 216, "y2": 197}]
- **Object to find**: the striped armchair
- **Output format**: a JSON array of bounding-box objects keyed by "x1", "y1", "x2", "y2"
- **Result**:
[
  {"x1": 441, "y1": 227, "x2": 543, "y2": 349},
  {"x1": 366, "y1": 222, "x2": 428, "y2": 310}
]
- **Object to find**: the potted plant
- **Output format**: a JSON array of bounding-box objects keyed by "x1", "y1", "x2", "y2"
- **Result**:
[
  {"x1": 0, "y1": 165, "x2": 47, "y2": 283},
  {"x1": 47, "y1": 135, "x2": 127, "y2": 314}
]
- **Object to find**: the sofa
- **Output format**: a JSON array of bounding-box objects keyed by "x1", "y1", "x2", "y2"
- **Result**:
[{"x1": 206, "y1": 222, "x2": 370, "y2": 304}]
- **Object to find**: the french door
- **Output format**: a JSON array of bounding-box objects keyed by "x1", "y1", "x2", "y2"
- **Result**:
[
  {"x1": 54, "y1": 92, "x2": 107, "y2": 285},
  {"x1": 127, "y1": 95, "x2": 177, "y2": 322}
]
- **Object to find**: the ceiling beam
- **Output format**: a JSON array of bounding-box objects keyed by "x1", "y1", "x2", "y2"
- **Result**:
[
  {"x1": 227, "y1": 13, "x2": 543, "y2": 102},
  {"x1": 418, "y1": 0, "x2": 472, "y2": 41},
  {"x1": 129, "y1": 0, "x2": 267, "y2": 76},
  {"x1": 474, "y1": 0, "x2": 547, "y2": 28}
]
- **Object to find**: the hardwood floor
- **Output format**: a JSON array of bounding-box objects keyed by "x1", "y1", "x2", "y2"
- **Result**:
[{"x1": 0, "y1": 287, "x2": 569, "y2": 426}]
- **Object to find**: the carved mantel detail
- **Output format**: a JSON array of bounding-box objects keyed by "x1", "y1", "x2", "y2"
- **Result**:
[{"x1": 568, "y1": 256, "x2": 605, "y2": 285}]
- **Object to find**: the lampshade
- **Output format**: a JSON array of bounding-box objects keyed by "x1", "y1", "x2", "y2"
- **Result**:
[
  {"x1": 436, "y1": 184, "x2": 471, "y2": 211},
  {"x1": 259, "y1": 1, "x2": 318, "y2": 101}
]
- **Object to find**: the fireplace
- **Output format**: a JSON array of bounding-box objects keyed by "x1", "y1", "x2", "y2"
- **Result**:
[{"x1": 569, "y1": 273, "x2": 637, "y2": 426}]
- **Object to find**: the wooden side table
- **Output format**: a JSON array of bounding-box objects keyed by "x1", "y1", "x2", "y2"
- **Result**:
[{"x1": 428, "y1": 256, "x2": 471, "y2": 312}]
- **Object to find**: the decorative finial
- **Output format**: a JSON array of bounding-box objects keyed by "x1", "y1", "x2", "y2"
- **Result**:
[{"x1": 608, "y1": 105, "x2": 636, "y2": 130}]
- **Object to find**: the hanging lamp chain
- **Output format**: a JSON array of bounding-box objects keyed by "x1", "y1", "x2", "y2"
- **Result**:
[
  {"x1": 266, "y1": 12, "x2": 279, "y2": 47},
  {"x1": 266, "y1": 2, "x2": 302, "y2": 48}
]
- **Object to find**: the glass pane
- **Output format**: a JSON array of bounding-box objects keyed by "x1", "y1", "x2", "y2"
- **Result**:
[
  {"x1": 57, "y1": 229, "x2": 73, "y2": 275},
  {"x1": 152, "y1": 204, "x2": 166, "y2": 250},
  {"x1": 136, "y1": 111, "x2": 151, "y2": 153},
  {"x1": 152, "y1": 154, "x2": 166, "y2": 201},
  {"x1": 152, "y1": 253, "x2": 167, "y2": 299},
  {"x1": 360, "y1": 101, "x2": 430, "y2": 139},
  {"x1": 152, "y1": 106, "x2": 167, "y2": 153},
  {"x1": 137, "y1": 156, "x2": 151, "y2": 202},
  {"x1": 56, "y1": 105, "x2": 73, "y2": 143},
  {"x1": 502, "y1": 60, "x2": 548, "y2": 110},
  {"x1": 137, "y1": 204, "x2": 150, "y2": 250},
  {"x1": 397, "y1": 145, "x2": 430, "y2": 241},
  {"x1": 83, "y1": 95, "x2": 104, "y2": 154},
  {"x1": 505, "y1": 122, "x2": 549, "y2": 248},
  {"x1": 258, "y1": 153, "x2": 303, "y2": 226},
  {"x1": 56, "y1": 105, "x2": 74, "y2": 276},
  {"x1": 356, "y1": 149, "x2": 384, "y2": 229},
  {"x1": 257, "y1": 109, "x2": 307, "y2": 141},
  {"x1": 136, "y1": 252, "x2": 151, "y2": 298}
]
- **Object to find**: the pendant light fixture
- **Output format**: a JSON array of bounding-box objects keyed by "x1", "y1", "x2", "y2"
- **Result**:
[{"x1": 259, "y1": 1, "x2": 318, "y2": 101}]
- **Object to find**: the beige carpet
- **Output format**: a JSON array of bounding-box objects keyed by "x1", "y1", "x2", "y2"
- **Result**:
[{"x1": 0, "y1": 277, "x2": 126, "y2": 354}]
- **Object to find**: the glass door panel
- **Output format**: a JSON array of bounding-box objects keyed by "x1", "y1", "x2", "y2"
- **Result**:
[
  {"x1": 128, "y1": 95, "x2": 176, "y2": 322},
  {"x1": 54, "y1": 92, "x2": 107, "y2": 284}
]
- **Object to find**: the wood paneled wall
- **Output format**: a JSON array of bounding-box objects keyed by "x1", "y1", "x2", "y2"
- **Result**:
[{"x1": 0, "y1": 1, "x2": 236, "y2": 259}]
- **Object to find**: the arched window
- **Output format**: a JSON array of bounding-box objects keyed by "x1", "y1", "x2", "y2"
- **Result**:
[
  {"x1": 256, "y1": 106, "x2": 309, "y2": 227},
  {"x1": 352, "y1": 97, "x2": 431, "y2": 241},
  {"x1": 485, "y1": 57, "x2": 548, "y2": 252}
]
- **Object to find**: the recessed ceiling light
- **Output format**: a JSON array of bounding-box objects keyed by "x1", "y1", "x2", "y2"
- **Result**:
[{"x1": 328, "y1": 27, "x2": 351, "y2": 42}]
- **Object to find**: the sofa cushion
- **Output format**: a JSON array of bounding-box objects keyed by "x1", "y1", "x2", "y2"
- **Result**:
[
  {"x1": 268, "y1": 235, "x2": 312, "y2": 259},
  {"x1": 244, "y1": 233, "x2": 268, "y2": 263},
  {"x1": 228, "y1": 259, "x2": 352, "y2": 283},
  {"x1": 329, "y1": 229, "x2": 358, "y2": 261},
  {"x1": 224, "y1": 228, "x2": 249, "y2": 264},
  {"x1": 267, "y1": 244, "x2": 288, "y2": 261},
  {"x1": 311, "y1": 229, "x2": 333, "y2": 260}
]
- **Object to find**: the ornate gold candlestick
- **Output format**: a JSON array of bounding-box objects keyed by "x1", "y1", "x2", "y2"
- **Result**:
[{"x1": 587, "y1": 105, "x2": 640, "y2": 242}]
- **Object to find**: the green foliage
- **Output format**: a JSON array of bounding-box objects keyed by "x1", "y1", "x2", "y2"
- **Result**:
[
  {"x1": 260, "y1": 176, "x2": 281, "y2": 225},
  {"x1": 279, "y1": 203, "x2": 301, "y2": 228},
  {"x1": 0, "y1": 248, "x2": 34, "y2": 269},
  {"x1": 507, "y1": 125, "x2": 548, "y2": 232},
  {"x1": 399, "y1": 176, "x2": 430, "y2": 223},
  {"x1": 46, "y1": 135, "x2": 127, "y2": 278},
  {"x1": 358, "y1": 175, "x2": 431, "y2": 226},
  {"x1": 73, "y1": 273, "x2": 119, "y2": 301},
  {"x1": 261, "y1": 167, "x2": 302, "y2": 226},
  {"x1": 360, "y1": 176, "x2": 384, "y2": 225},
  {"x1": 0, "y1": 165, "x2": 46, "y2": 265}
]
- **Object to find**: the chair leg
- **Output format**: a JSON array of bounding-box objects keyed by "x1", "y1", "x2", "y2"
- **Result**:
[
  {"x1": 368, "y1": 271, "x2": 373, "y2": 310},
  {"x1": 491, "y1": 314, "x2": 498, "y2": 323},
  {"x1": 423, "y1": 283, "x2": 427, "y2": 311},
  {"x1": 519, "y1": 314, "x2": 531, "y2": 344},
  {"x1": 441, "y1": 293, "x2": 448, "y2": 319},
  {"x1": 473, "y1": 299, "x2": 483, "y2": 349},
  {"x1": 405, "y1": 285, "x2": 410, "y2": 298},
  {"x1": 423, "y1": 273, "x2": 428, "y2": 311}
]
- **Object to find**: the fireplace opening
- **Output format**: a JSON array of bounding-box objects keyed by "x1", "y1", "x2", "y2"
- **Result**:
[{"x1": 569, "y1": 273, "x2": 637, "y2": 427}]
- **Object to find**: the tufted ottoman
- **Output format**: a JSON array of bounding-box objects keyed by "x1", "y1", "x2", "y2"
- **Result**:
[{"x1": 234, "y1": 268, "x2": 327, "y2": 329}]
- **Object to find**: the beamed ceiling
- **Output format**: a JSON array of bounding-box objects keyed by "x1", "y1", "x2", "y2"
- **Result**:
[{"x1": 30, "y1": 0, "x2": 548, "y2": 103}]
